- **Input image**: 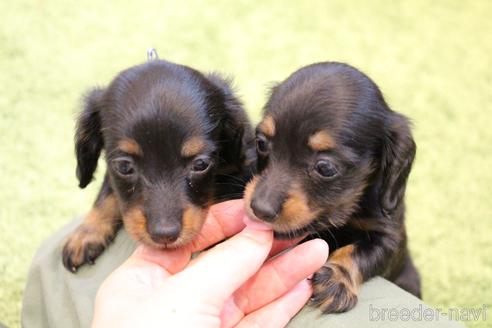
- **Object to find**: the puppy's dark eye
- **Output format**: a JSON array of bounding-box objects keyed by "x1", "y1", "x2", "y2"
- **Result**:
[
  {"x1": 114, "y1": 159, "x2": 135, "y2": 176},
  {"x1": 192, "y1": 157, "x2": 211, "y2": 172},
  {"x1": 256, "y1": 135, "x2": 269, "y2": 156},
  {"x1": 315, "y1": 160, "x2": 338, "y2": 178}
]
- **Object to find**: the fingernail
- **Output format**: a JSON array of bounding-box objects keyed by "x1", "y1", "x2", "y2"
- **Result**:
[
  {"x1": 243, "y1": 215, "x2": 272, "y2": 231},
  {"x1": 241, "y1": 219, "x2": 274, "y2": 245}
]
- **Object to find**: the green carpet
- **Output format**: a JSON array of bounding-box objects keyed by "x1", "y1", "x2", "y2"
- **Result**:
[{"x1": 1, "y1": 1, "x2": 491, "y2": 327}]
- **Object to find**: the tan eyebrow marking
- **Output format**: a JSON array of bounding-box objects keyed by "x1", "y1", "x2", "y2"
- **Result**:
[
  {"x1": 181, "y1": 137, "x2": 206, "y2": 157},
  {"x1": 308, "y1": 131, "x2": 336, "y2": 151},
  {"x1": 258, "y1": 115, "x2": 276, "y2": 137},
  {"x1": 118, "y1": 139, "x2": 143, "y2": 156}
]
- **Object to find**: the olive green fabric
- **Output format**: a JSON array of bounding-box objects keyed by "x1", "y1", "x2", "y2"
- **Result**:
[
  {"x1": 289, "y1": 280, "x2": 465, "y2": 328},
  {"x1": 22, "y1": 218, "x2": 463, "y2": 328}
]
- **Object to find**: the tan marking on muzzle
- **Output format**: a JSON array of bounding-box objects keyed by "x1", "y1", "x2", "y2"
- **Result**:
[
  {"x1": 245, "y1": 177, "x2": 319, "y2": 232},
  {"x1": 180, "y1": 205, "x2": 208, "y2": 246},
  {"x1": 243, "y1": 176, "x2": 260, "y2": 220},
  {"x1": 277, "y1": 183, "x2": 320, "y2": 232},
  {"x1": 123, "y1": 204, "x2": 208, "y2": 249},
  {"x1": 122, "y1": 206, "x2": 148, "y2": 243}
]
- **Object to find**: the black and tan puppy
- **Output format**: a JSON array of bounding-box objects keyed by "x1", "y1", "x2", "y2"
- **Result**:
[
  {"x1": 62, "y1": 59, "x2": 255, "y2": 272},
  {"x1": 245, "y1": 62, "x2": 421, "y2": 313}
]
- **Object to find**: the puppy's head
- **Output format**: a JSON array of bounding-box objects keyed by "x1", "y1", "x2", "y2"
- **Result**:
[
  {"x1": 75, "y1": 60, "x2": 254, "y2": 248},
  {"x1": 245, "y1": 62, "x2": 415, "y2": 238}
]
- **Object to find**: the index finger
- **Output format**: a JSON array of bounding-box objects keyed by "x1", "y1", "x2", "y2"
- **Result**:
[
  {"x1": 174, "y1": 224, "x2": 274, "y2": 308},
  {"x1": 188, "y1": 199, "x2": 303, "y2": 256},
  {"x1": 220, "y1": 239, "x2": 328, "y2": 327},
  {"x1": 187, "y1": 199, "x2": 246, "y2": 252}
]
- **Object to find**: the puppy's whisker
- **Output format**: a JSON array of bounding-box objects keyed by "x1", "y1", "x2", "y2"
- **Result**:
[
  {"x1": 325, "y1": 227, "x2": 339, "y2": 250},
  {"x1": 213, "y1": 182, "x2": 246, "y2": 188},
  {"x1": 308, "y1": 222, "x2": 322, "y2": 240},
  {"x1": 217, "y1": 173, "x2": 248, "y2": 183},
  {"x1": 213, "y1": 194, "x2": 245, "y2": 202},
  {"x1": 213, "y1": 192, "x2": 245, "y2": 199}
]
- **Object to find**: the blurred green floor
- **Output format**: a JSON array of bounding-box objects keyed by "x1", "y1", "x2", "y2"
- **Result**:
[{"x1": 1, "y1": 1, "x2": 491, "y2": 327}]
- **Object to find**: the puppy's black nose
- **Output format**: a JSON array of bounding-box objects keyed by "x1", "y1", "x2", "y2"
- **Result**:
[
  {"x1": 251, "y1": 198, "x2": 279, "y2": 222},
  {"x1": 148, "y1": 223, "x2": 180, "y2": 244}
]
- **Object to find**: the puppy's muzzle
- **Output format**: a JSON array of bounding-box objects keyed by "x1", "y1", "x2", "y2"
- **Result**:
[
  {"x1": 250, "y1": 180, "x2": 287, "y2": 223},
  {"x1": 250, "y1": 197, "x2": 280, "y2": 222},
  {"x1": 146, "y1": 219, "x2": 182, "y2": 244},
  {"x1": 145, "y1": 203, "x2": 183, "y2": 244}
]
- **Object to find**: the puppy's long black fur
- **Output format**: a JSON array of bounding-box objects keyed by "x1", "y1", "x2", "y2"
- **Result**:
[
  {"x1": 245, "y1": 62, "x2": 421, "y2": 313},
  {"x1": 63, "y1": 60, "x2": 256, "y2": 272}
]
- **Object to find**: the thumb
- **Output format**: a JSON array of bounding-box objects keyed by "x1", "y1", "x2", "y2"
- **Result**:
[
  {"x1": 172, "y1": 221, "x2": 273, "y2": 308},
  {"x1": 131, "y1": 245, "x2": 192, "y2": 275}
]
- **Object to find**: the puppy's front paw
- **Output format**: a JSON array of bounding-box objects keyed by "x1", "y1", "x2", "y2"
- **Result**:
[
  {"x1": 311, "y1": 263, "x2": 358, "y2": 313},
  {"x1": 62, "y1": 225, "x2": 115, "y2": 273}
]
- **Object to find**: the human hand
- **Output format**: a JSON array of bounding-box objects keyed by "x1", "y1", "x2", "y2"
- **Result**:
[{"x1": 92, "y1": 199, "x2": 328, "y2": 328}]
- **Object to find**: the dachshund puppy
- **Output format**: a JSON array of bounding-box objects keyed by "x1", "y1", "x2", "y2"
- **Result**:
[
  {"x1": 245, "y1": 62, "x2": 421, "y2": 313},
  {"x1": 62, "y1": 59, "x2": 255, "y2": 272}
]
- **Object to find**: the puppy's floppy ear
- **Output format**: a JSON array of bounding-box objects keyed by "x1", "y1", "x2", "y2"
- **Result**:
[
  {"x1": 378, "y1": 112, "x2": 416, "y2": 215},
  {"x1": 206, "y1": 73, "x2": 256, "y2": 173},
  {"x1": 75, "y1": 87, "x2": 106, "y2": 188}
]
